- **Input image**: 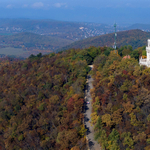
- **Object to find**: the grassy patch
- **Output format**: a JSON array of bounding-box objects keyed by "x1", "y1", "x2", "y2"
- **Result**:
[{"x1": 0, "y1": 47, "x2": 27, "y2": 55}]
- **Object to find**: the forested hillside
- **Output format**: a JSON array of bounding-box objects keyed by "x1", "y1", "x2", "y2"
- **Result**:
[
  {"x1": 91, "y1": 51, "x2": 150, "y2": 149},
  {"x1": 0, "y1": 44, "x2": 150, "y2": 149},
  {"x1": 58, "y1": 29, "x2": 150, "y2": 51},
  {"x1": 0, "y1": 47, "x2": 103, "y2": 150}
]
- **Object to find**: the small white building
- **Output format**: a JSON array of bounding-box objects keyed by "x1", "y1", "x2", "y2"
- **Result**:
[{"x1": 139, "y1": 39, "x2": 150, "y2": 67}]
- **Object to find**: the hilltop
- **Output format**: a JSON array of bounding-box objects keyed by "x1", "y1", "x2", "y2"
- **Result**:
[
  {"x1": 127, "y1": 23, "x2": 150, "y2": 32},
  {"x1": 58, "y1": 29, "x2": 150, "y2": 51}
]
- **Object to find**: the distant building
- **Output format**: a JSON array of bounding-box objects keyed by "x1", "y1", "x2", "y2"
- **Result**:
[
  {"x1": 79, "y1": 27, "x2": 84, "y2": 30},
  {"x1": 123, "y1": 55, "x2": 131, "y2": 59},
  {"x1": 139, "y1": 39, "x2": 150, "y2": 67}
]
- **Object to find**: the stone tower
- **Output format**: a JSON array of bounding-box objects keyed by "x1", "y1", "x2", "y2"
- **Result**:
[
  {"x1": 139, "y1": 39, "x2": 150, "y2": 67},
  {"x1": 146, "y1": 39, "x2": 150, "y2": 62}
]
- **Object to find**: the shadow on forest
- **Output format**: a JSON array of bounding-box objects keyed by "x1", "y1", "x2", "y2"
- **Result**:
[
  {"x1": 84, "y1": 115, "x2": 89, "y2": 122},
  {"x1": 86, "y1": 84, "x2": 90, "y2": 93},
  {"x1": 85, "y1": 125, "x2": 91, "y2": 135},
  {"x1": 87, "y1": 74, "x2": 91, "y2": 79},
  {"x1": 84, "y1": 104, "x2": 89, "y2": 112},
  {"x1": 89, "y1": 139, "x2": 94, "y2": 148}
]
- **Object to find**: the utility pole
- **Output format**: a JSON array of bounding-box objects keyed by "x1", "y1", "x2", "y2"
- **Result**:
[{"x1": 114, "y1": 23, "x2": 117, "y2": 53}]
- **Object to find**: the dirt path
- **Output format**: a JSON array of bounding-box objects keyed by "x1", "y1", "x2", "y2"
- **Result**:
[{"x1": 84, "y1": 65, "x2": 101, "y2": 150}]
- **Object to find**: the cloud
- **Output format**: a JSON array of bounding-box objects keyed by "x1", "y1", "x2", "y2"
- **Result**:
[
  {"x1": 32, "y1": 2, "x2": 44, "y2": 8},
  {"x1": 54, "y1": 3, "x2": 67, "y2": 8},
  {"x1": 6, "y1": 4, "x2": 13, "y2": 8}
]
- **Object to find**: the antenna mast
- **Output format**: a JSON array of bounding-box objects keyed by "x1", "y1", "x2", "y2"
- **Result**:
[{"x1": 114, "y1": 23, "x2": 117, "y2": 52}]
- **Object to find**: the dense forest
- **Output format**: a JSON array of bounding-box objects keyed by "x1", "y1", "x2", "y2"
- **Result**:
[
  {"x1": 91, "y1": 47, "x2": 150, "y2": 149},
  {"x1": 0, "y1": 46, "x2": 103, "y2": 150},
  {"x1": 0, "y1": 43, "x2": 149, "y2": 149}
]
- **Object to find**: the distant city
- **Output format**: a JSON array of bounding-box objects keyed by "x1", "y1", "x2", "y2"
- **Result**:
[{"x1": 0, "y1": 20, "x2": 149, "y2": 42}]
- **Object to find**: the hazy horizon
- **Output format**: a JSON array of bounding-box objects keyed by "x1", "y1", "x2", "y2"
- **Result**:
[{"x1": 0, "y1": 0, "x2": 149, "y2": 25}]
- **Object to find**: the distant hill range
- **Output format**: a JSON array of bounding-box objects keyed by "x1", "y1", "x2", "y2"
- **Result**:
[
  {"x1": 57, "y1": 29, "x2": 150, "y2": 51},
  {"x1": 0, "y1": 32, "x2": 72, "y2": 51},
  {"x1": 0, "y1": 19, "x2": 114, "y2": 41},
  {"x1": 1, "y1": 19, "x2": 150, "y2": 57},
  {"x1": 0, "y1": 32, "x2": 73, "y2": 58},
  {"x1": 127, "y1": 23, "x2": 150, "y2": 32},
  {"x1": 0, "y1": 19, "x2": 150, "y2": 42}
]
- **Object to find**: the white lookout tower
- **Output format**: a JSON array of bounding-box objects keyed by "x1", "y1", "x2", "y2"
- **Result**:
[{"x1": 139, "y1": 39, "x2": 150, "y2": 67}]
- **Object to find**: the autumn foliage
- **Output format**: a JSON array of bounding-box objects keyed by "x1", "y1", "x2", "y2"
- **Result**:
[
  {"x1": 0, "y1": 47, "x2": 102, "y2": 150},
  {"x1": 92, "y1": 51, "x2": 150, "y2": 150}
]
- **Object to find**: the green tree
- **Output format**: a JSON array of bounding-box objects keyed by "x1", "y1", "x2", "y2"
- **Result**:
[
  {"x1": 121, "y1": 132, "x2": 134, "y2": 149},
  {"x1": 122, "y1": 49, "x2": 131, "y2": 56},
  {"x1": 94, "y1": 117, "x2": 102, "y2": 142}
]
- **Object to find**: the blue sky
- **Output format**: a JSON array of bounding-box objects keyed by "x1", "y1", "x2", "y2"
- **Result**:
[
  {"x1": 1, "y1": 0, "x2": 150, "y2": 8},
  {"x1": 0, "y1": 0, "x2": 149, "y2": 25}
]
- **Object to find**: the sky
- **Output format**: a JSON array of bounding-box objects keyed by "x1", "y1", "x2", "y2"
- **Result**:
[{"x1": 0, "y1": 0, "x2": 150, "y2": 25}]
